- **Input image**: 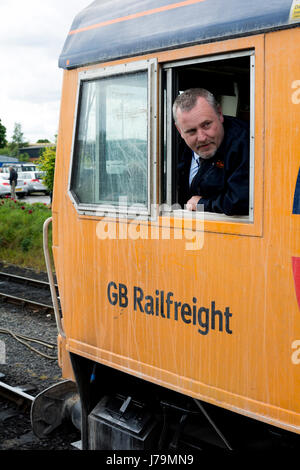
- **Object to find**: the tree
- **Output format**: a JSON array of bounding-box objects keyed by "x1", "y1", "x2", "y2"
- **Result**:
[
  {"x1": 18, "y1": 152, "x2": 30, "y2": 162},
  {"x1": 11, "y1": 122, "x2": 27, "y2": 147},
  {"x1": 8, "y1": 122, "x2": 29, "y2": 159},
  {"x1": 38, "y1": 146, "x2": 56, "y2": 192},
  {"x1": 0, "y1": 119, "x2": 7, "y2": 148},
  {"x1": 36, "y1": 139, "x2": 51, "y2": 144}
]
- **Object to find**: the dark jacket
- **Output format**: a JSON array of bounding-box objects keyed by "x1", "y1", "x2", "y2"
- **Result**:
[
  {"x1": 177, "y1": 116, "x2": 249, "y2": 216},
  {"x1": 9, "y1": 168, "x2": 18, "y2": 185}
]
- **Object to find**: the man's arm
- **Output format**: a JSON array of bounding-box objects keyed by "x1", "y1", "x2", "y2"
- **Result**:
[
  {"x1": 186, "y1": 195, "x2": 202, "y2": 211},
  {"x1": 187, "y1": 135, "x2": 249, "y2": 216}
]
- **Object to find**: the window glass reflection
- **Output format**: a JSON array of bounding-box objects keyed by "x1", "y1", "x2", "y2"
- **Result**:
[{"x1": 71, "y1": 71, "x2": 148, "y2": 208}]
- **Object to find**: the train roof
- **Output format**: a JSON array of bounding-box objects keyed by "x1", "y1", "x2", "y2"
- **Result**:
[{"x1": 59, "y1": 0, "x2": 299, "y2": 69}]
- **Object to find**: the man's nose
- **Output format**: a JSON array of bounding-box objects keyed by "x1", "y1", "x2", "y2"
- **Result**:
[{"x1": 196, "y1": 128, "x2": 207, "y2": 142}]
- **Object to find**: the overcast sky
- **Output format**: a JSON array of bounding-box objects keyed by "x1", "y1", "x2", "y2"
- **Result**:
[{"x1": 0, "y1": 0, "x2": 92, "y2": 144}]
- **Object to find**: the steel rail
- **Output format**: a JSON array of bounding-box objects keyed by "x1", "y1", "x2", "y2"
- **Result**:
[
  {"x1": 0, "y1": 380, "x2": 34, "y2": 407},
  {"x1": 0, "y1": 292, "x2": 54, "y2": 312},
  {"x1": 0, "y1": 271, "x2": 57, "y2": 290}
]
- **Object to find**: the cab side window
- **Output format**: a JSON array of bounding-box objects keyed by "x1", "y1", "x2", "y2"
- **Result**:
[
  {"x1": 162, "y1": 52, "x2": 254, "y2": 221},
  {"x1": 70, "y1": 60, "x2": 157, "y2": 216}
]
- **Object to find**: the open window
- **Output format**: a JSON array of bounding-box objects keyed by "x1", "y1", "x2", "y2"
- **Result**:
[
  {"x1": 161, "y1": 51, "x2": 254, "y2": 222},
  {"x1": 69, "y1": 59, "x2": 157, "y2": 217}
]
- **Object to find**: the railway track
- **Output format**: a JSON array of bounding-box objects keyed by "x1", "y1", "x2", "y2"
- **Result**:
[
  {"x1": 0, "y1": 379, "x2": 81, "y2": 450},
  {"x1": 0, "y1": 271, "x2": 60, "y2": 399},
  {"x1": 0, "y1": 268, "x2": 81, "y2": 450},
  {"x1": 0, "y1": 271, "x2": 57, "y2": 313},
  {"x1": 0, "y1": 378, "x2": 34, "y2": 408}
]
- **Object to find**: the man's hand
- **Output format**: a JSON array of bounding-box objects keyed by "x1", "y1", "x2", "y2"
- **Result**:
[{"x1": 186, "y1": 195, "x2": 202, "y2": 211}]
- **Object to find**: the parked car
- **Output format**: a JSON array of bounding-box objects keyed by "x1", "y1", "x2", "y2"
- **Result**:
[
  {"x1": 0, "y1": 174, "x2": 28, "y2": 198},
  {"x1": 19, "y1": 171, "x2": 49, "y2": 195},
  {"x1": 1, "y1": 163, "x2": 37, "y2": 173}
]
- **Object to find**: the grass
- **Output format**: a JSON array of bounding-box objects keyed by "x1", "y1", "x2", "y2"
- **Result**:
[{"x1": 0, "y1": 196, "x2": 53, "y2": 272}]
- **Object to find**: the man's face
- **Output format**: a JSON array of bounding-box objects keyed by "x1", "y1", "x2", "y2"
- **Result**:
[{"x1": 175, "y1": 97, "x2": 224, "y2": 159}]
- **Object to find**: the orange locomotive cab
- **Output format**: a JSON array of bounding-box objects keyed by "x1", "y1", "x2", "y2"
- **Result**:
[{"x1": 38, "y1": 0, "x2": 300, "y2": 451}]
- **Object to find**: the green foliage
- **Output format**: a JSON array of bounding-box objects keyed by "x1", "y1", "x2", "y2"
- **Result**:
[
  {"x1": 0, "y1": 119, "x2": 7, "y2": 148},
  {"x1": 0, "y1": 143, "x2": 29, "y2": 161},
  {"x1": 6, "y1": 142, "x2": 19, "y2": 157},
  {"x1": 0, "y1": 146, "x2": 11, "y2": 156},
  {"x1": 18, "y1": 152, "x2": 30, "y2": 162},
  {"x1": 21, "y1": 237, "x2": 33, "y2": 252},
  {"x1": 37, "y1": 146, "x2": 56, "y2": 192},
  {"x1": 11, "y1": 122, "x2": 27, "y2": 147},
  {"x1": 0, "y1": 197, "x2": 53, "y2": 270},
  {"x1": 6, "y1": 122, "x2": 29, "y2": 159}
]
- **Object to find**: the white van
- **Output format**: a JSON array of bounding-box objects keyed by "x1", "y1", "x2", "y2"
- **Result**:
[
  {"x1": 19, "y1": 171, "x2": 49, "y2": 195},
  {"x1": 1, "y1": 163, "x2": 37, "y2": 173}
]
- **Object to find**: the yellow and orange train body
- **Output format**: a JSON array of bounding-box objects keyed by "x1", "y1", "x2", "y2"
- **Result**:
[{"x1": 50, "y1": 0, "x2": 300, "y2": 449}]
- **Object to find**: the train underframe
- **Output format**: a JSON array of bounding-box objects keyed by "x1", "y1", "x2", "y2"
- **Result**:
[{"x1": 31, "y1": 353, "x2": 300, "y2": 452}]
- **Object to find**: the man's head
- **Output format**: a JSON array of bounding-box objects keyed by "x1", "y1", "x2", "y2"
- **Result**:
[{"x1": 173, "y1": 88, "x2": 224, "y2": 159}]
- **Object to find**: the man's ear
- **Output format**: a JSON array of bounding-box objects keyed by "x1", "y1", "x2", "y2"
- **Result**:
[{"x1": 217, "y1": 105, "x2": 224, "y2": 124}]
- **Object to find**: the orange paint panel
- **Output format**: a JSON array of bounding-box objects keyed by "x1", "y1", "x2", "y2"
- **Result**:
[
  {"x1": 53, "y1": 29, "x2": 300, "y2": 434},
  {"x1": 74, "y1": 35, "x2": 265, "y2": 237}
]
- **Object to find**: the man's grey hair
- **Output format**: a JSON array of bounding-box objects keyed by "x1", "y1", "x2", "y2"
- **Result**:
[{"x1": 172, "y1": 88, "x2": 220, "y2": 123}]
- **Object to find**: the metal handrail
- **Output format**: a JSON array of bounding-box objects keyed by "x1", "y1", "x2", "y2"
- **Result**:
[{"x1": 43, "y1": 217, "x2": 65, "y2": 338}]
